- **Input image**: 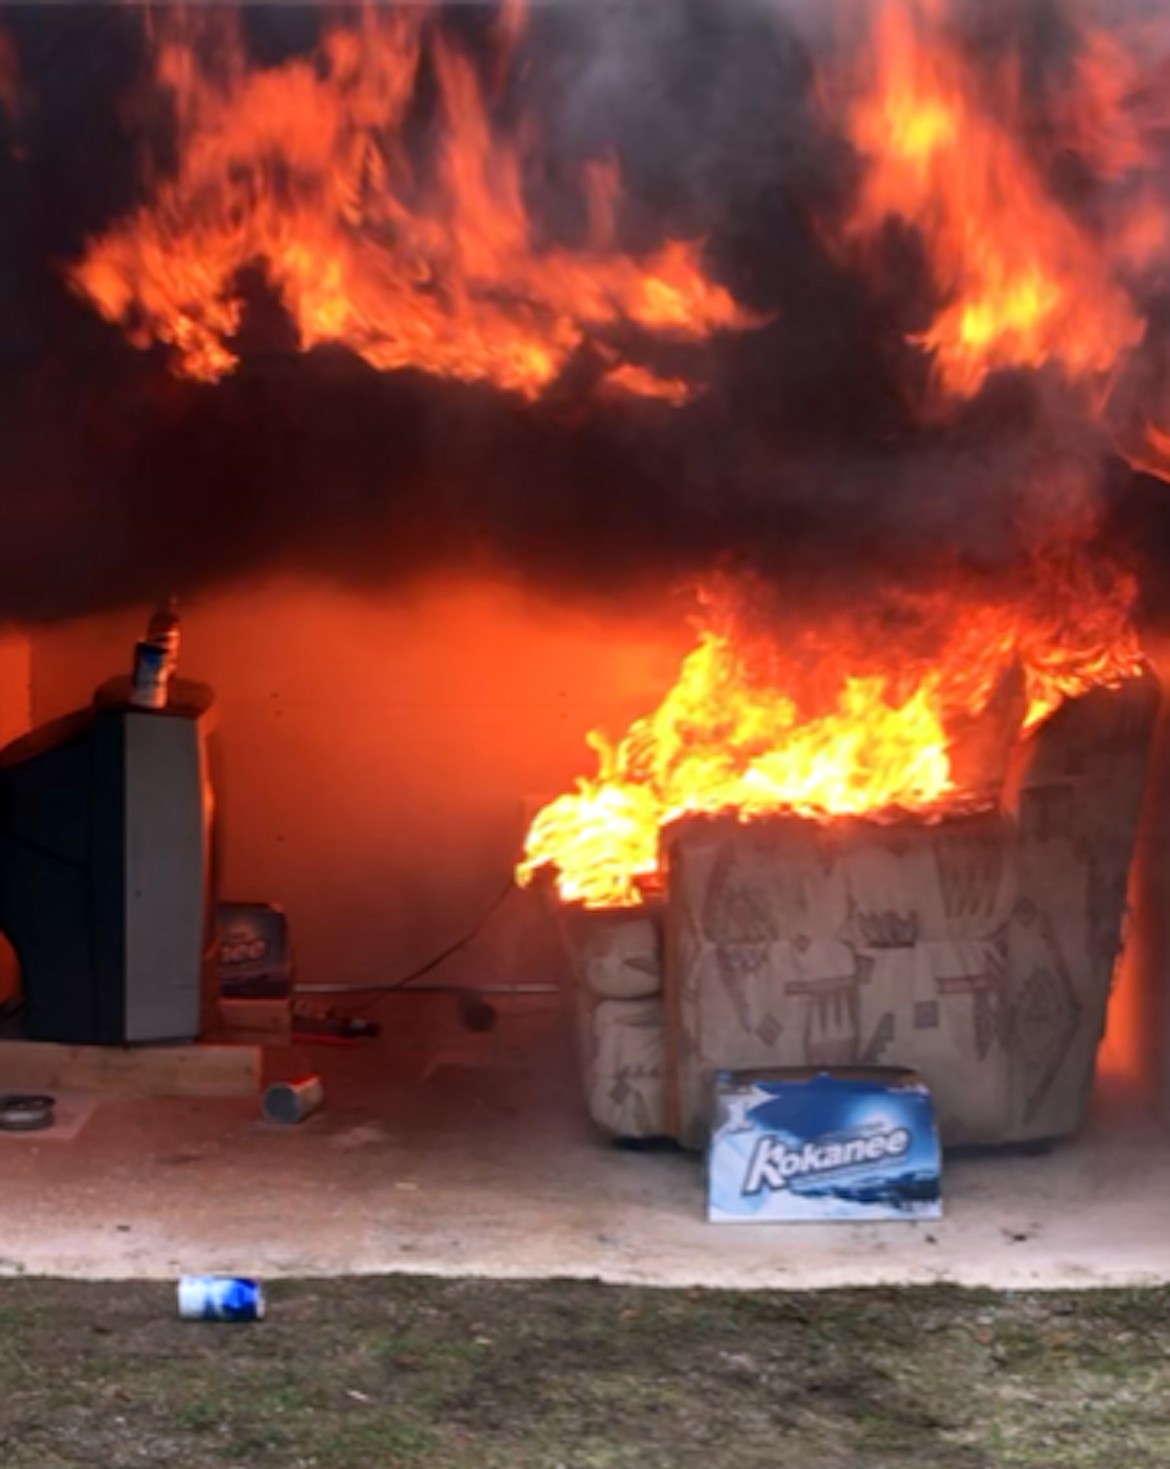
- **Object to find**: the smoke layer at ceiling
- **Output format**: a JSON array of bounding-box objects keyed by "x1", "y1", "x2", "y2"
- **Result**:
[{"x1": 0, "y1": 1, "x2": 1168, "y2": 624}]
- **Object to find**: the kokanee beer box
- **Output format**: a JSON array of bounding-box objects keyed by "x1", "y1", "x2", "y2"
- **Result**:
[{"x1": 707, "y1": 1068, "x2": 942, "y2": 1223}]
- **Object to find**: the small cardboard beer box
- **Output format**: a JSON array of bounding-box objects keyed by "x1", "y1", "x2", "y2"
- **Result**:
[
  {"x1": 707, "y1": 1067, "x2": 942, "y2": 1223},
  {"x1": 216, "y1": 902, "x2": 292, "y2": 999}
]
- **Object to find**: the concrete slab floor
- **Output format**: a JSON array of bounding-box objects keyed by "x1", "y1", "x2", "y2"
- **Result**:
[{"x1": 0, "y1": 993, "x2": 1167, "y2": 1289}]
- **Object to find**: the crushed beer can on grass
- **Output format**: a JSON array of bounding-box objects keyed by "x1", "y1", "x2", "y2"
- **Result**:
[
  {"x1": 707, "y1": 1067, "x2": 942, "y2": 1223},
  {"x1": 177, "y1": 1276, "x2": 266, "y2": 1321}
]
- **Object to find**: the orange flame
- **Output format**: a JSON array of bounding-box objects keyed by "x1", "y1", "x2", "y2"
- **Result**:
[
  {"x1": 70, "y1": 7, "x2": 754, "y2": 398},
  {"x1": 519, "y1": 557, "x2": 1145, "y2": 909},
  {"x1": 598, "y1": 363, "x2": 694, "y2": 407},
  {"x1": 838, "y1": 0, "x2": 1144, "y2": 400}
]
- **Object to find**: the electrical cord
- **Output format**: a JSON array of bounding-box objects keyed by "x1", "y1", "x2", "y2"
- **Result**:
[{"x1": 292, "y1": 875, "x2": 526, "y2": 1016}]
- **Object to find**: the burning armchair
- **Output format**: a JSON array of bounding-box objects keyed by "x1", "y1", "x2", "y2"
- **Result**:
[{"x1": 552, "y1": 672, "x2": 1158, "y2": 1149}]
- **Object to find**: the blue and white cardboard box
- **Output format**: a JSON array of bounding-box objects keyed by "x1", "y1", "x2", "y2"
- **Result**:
[{"x1": 707, "y1": 1068, "x2": 942, "y2": 1223}]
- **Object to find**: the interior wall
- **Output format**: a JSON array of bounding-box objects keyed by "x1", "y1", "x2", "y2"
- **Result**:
[
  {"x1": 0, "y1": 629, "x2": 30, "y2": 1004},
  {"x1": 0, "y1": 630, "x2": 31, "y2": 745},
  {"x1": 28, "y1": 577, "x2": 690, "y2": 993}
]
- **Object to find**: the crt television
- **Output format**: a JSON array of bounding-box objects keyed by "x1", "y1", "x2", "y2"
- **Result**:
[{"x1": 0, "y1": 676, "x2": 218, "y2": 1044}]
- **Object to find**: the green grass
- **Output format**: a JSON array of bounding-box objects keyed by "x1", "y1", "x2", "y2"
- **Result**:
[{"x1": 0, "y1": 1278, "x2": 1167, "y2": 1467}]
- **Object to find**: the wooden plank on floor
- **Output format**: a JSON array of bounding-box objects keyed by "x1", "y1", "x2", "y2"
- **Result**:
[
  {"x1": 0, "y1": 1038, "x2": 261, "y2": 1098},
  {"x1": 213, "y1": 997, "x2": 292, "y2": 1045}
]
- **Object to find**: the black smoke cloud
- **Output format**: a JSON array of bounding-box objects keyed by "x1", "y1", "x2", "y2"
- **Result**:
[{"x1": 0, "y1": 1, "x2": 1165, "y2": 627}]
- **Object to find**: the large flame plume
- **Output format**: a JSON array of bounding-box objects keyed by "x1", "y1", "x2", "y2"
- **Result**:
[
  {"x1": 58, "y1": 0, "x2": 1170, "y2": 469},
  {"x1": 837, "y1": 0, "x2": 1145, "y2": 401},
  {"x1": 21, "y1": 1, "x2": 1170, "y2": 909},
  {"x1": 69, "y1": 6, "x2": 752, "y2": 401},
  {"x1": 830, "y1": 0, "x2": 1170, "y2": 466},
  {"x1": 519, "y1": 554, "x2": 1145, "y2": 908},
  {"x1": 514, "y1": 0, "x2": 1166, "y2": 909},
  {"x1": 65, "y1": 0, "x2": 1170, "y2": 444}
]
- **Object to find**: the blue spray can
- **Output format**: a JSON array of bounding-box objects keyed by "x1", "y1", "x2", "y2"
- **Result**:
[{"x1": 130, "y1": 641, "x2": 169, "y2": 710}]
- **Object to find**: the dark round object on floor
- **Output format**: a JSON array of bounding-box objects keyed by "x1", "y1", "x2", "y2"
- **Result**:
[
  {"x1": 0, "y1": 1094, "x2": 55, "y2": 1132},
  {"x1": 456, "y1": 990, "x2": 498, "y2": 1033}
]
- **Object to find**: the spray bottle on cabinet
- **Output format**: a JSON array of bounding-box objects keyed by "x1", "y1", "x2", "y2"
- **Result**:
[{"x1": 130, "y1": 596, "x2": 181, "y2": 710}]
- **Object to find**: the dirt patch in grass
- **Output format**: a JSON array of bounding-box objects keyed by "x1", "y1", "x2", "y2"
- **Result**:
[{"x1": 0, "y1": 1278, "x2": 1167, "y2": 1468}]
